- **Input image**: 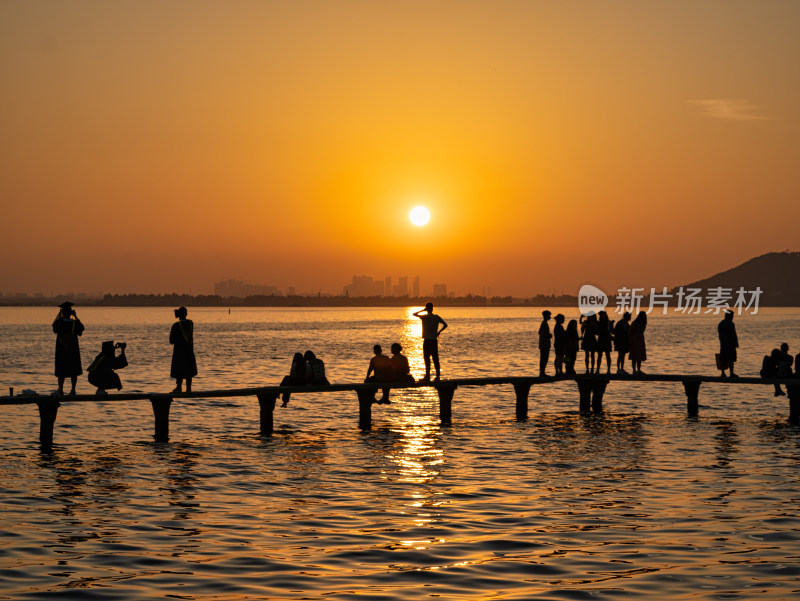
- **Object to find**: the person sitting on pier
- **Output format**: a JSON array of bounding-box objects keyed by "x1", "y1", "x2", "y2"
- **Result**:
[
  {"x1": 553, "y1": 314, "x2": 566, "y2": 375},
  {"x1": 717, "y1": 310, "x2": 739, "y2": 378},
  {"x1": 389, "y1": 343, "x2": 415, "y2": 383},
  {"x1": 53, "y1": 301, "x2": 85, "y2": 395},
  {"x1": 170, "y1": 306, "x2": 197, "y2": 393},
  {"x1": 413, "y1": 302, "x2": 448, "y2": 381},
  {"x1": 538, "y1": 310, "x2": 552, "y2": 377},
  {"x1": 564, "y1": 319, "x2": 580, "y2": 375},
  {"x1": 629, "y1": 311, "x2": 647, "y2": 375},
  {"x1": 365, "y1": 345, "x2": 392, "y2": 404},
  {"x1": 613, "y1": 312, "x2": 631, "y2": 373},
  {"x1": 87, "y1": 341, "x2": 128, "y2": 395},
  {"x1": 304, "y1": 350, "x2": 330, "y2": 386},
  {"x1": 280, "y1": 352, "x2": 307, "y2": 407}
]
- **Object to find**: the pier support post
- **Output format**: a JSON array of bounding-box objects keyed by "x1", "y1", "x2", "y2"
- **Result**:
[
  {"x1": 787, "y1": 384, "x2": 800, "y2": 425},
  {"x1": 682, "y1": 381, "x2": 701, "y2": 416},
  {"x1": 357, "y1": 388, "x2": 376, "y2": 430},
  {"x1": 150, "y1": 395, "x2": 173, "y2": 443},
  {"x1": 257, "y1": 392, "x2": 279, "y2": 436},
  {"x1": 592, "y1": 379, "x2": 608, "y2": 412},
  {"x1": 436, "y1": 385, "x2": 457, "y2": 425},
  {"x1": 513, "y1": 383, "x2": 531, "y2": 421},
  {"x1": 577, "y1": 380, "x2": 592, "y2": 413},
  {"x1": 37, "y1": 400, "x2": 60, "y2": 450}
]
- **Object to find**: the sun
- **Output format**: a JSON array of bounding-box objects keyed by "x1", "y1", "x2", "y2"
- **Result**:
[{"x1": 409, "y1": 206, "x2": 431, "y2": 226}]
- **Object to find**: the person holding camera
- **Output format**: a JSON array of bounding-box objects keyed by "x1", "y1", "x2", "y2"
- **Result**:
[
  {"x1": 52, "y1": 301, "x2": 84, "y2": 395},
  {"x1": 87, "y1": 341, "x2": 128, "y2": 395}
]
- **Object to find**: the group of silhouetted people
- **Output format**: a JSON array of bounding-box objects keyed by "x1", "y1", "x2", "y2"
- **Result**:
[
  {"x1": 52, "y1": 301, "x2": 196, "y2": 396},
  {"x1": 52, "y1": 299, "x2": 798, "y2": 400},
  {"x1": 539, "y1": 309, "x2": 649, "y2": 376},
  {"x1": 279, "y1": 350, "x2": 330, "y2": 406}
]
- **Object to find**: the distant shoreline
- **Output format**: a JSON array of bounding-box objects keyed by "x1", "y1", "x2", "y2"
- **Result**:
[{"x1": 1, "y1": 293, "x2": 798, "y2": 308}]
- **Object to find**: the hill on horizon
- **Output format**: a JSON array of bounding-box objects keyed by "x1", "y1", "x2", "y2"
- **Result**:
[{"x1": 674, "y1": 251, "x2": 800, "y2": 306}]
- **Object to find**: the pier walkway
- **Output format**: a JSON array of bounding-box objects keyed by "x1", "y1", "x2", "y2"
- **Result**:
[{"x1": 2, "y1": 374, "x2": 799, "y2": 449}]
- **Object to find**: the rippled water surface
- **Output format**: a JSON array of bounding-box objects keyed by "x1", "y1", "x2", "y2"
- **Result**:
[{"x1": 1, "y1": 307, "x2": 800, "y2": 600}]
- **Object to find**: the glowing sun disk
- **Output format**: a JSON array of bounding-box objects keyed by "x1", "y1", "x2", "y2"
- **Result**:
[{"x1": 410, "y1": 206, "x2": 431, "y2": 226}]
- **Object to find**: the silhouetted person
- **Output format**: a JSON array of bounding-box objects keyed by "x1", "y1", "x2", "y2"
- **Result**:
[
  {"x1": 580, "y1": 314, "x2": 598, "y2": 373},
  {"x1": 613, "y1": 311, "x2": 631, "y2": 373},
  {"x1": 87, "y1": 341, "x2": 127, "y2": 395},
  {"x1": 760, "y1": 349, "x2": 782, "y2": 395},
  {"x1": 564, "y1": 319, "x2": 580, "y2": 375},
  {"x1": 304, "y1": 350, "x2": 330, "y2": 385},
  {"x1": 774, "y1": 343, "x2": 793, "y2": 396},
  {"x1": 717, "y1": 310, "x2": 739, "y2": 378},
  {"x1": 365, "y1": 344, "x2": 392, "y2": 404},
  {"x1": 538, "y1": 310, "x2": 552, "y2": 376},
  {"x1": 553, "y1": 314, "x2": 566, "y2": 375},
  {"x1": 597, "y1": 311, "x2": 613, "y2": 374},
  {"x1": 170, "y1": 306, "x2": 197, "y2": 393},
  {"x1": 280, "y1": 352, "x2": 307, "y2": 407},
  {"x1": 53, "y1": 301, "x2": 84, "y2": 395},
  {"x1": 629, "y1": 311, "x2": 648, "y2": 375},
  {"x1": 389, "y1": 342, "x2": 415, "y2": 383},
  {"x1": 413, "y1": 302, "x2": 448, "y2": 381}
]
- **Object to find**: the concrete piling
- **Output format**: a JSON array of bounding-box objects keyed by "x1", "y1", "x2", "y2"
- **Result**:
[
  {"x1": 513, "y1": 383, "x2": 531, "y2": 421},
  {"x1": 257, "y1": 392, "x2": 279, "y2": 435},
  {"x1": 150, "y1": 395, "x2": 173, "y2": 442},
  {"x1": 37, "y1": 400, "x2": 60, "y2": 450},
  {"x1": 683, "y1": 380, "x2": 701, "y2": 415}
]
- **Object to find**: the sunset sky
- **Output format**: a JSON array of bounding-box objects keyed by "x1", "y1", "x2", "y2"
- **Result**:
[{"x1": 2, "y1": 1, "x2": 798, "y2": 297}]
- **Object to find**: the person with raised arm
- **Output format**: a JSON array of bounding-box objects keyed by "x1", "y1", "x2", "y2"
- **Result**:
[
  {"x1": 52, "y1": 301, "x2": 84, "y2": 395},
  {"x1": 413, "y1": 302, "x2": 448, "y2": 381}
]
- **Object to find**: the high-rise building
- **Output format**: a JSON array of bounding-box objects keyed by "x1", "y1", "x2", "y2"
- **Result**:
[
  {"x1": 343, "y1": 276, "x2": 384, "y2": 297},
  {"x1": 393, "y1": 275, "x2": 408, "y2": 296},
  {"x1": 412, "y1": 276, "x2": 420, "y2": 297},
  {"x1": 433, "y1": 283, "x2": 448, "y2": 297},
  {"x1": 384, "y1": 276, "x2": 392, "y2": 297}
]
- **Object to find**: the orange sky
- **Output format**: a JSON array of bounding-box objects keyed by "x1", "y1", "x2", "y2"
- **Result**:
[{"x1": 2, "y1": 1, "x2": 799, "y2": 297}]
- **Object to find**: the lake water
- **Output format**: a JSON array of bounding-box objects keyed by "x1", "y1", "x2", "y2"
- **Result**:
[{"x1": 1, "y1": 306, "x2": 799, "y2": 600}]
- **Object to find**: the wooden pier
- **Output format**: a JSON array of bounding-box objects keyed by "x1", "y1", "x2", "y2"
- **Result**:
[{"x1": 1, "y1": 374, "x2": 799, "y2": 450}]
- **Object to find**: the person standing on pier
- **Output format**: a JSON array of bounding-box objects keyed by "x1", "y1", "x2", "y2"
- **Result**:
[
  {"x1": 717, "y1": 310, "x2": 739, "y2": 378},
  {"x1": 413, "y1": 302, "x2": 448, "y2": 381},
  {"x1": 52, "y1": 301, "x2": 84, "y2": 395},
  {"x1": 613, "y1": 312, "x2": 632, "y2": 373},
  {"x1": 553, "y1": 314, "x2": 566, "y2": 375},
  {"x1": 564, "y1": 319, "x2": 580, "y2": 375},
  {"x1": 580, "y1": 314, "x2": 598, "y2": 373},
  {"x1": 597, "y1": 311, "x2": 613, "y2": 374},
  {"x1": 538, "y1": 310, "x2": 552, "y2": 376},
  {"x1": 629, "y1": 311, "x2": 648, "y2": 375},
  {"x1": 170, "y1": 306, "x2": 197, "y2": 393}
]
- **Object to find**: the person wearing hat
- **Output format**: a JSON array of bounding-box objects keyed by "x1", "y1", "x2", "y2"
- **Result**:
[
  {"x1": 170, "y1": 306, "x2": 197, "y2": 393},
  {"x1": 52, "y1": 301, "x2": 85, "y2": 395},
  {"x1": 538, "y1": 310, "x2": 552, "y2": 377},
  {"x1": 87, "y1": 341, "x2": 128, "y2": 395},
  {"x1": 412, "y1": 302, "x2": 448, "y2": 381}
]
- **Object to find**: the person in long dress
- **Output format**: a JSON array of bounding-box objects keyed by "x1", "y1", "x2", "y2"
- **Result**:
[
  {"x1": 717, "y1": 310, "x2": 739, "y2": 378},
  {"x1": 53, "y1": 301, "x2": 84, "y2": 395},
  {"x1": 629, "y1": 311, "x2": 648, "y2": 375},
  {"x1": 170, "y1": 306, "x2": 197, "y2": 393}
]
